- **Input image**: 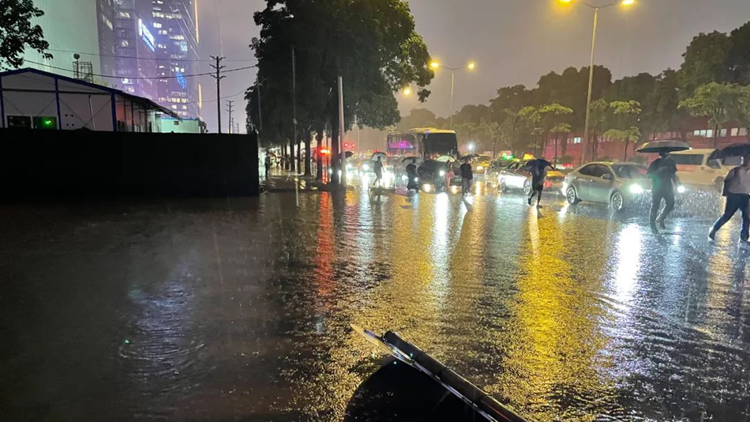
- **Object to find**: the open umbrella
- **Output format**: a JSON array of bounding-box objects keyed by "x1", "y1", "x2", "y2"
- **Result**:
[
  {"x1": 371, "y1": 152, "x2": 387, "y2": 161},
  {"x1": 715, "y1": 143, "x2": 750, "y2": 159},
  {"x1": 637, "y1": 140, "x2": 691, "y2": 154},
  {"x1": 460, "y1": 154, "x2": 479, "y2": 161},
  {"x1": 435, "y1": 155, "x2": 456, "y2": 162},
  {"x1": 402, "y1": 156, "x2": 421, "y2": 163},
  {"x1": 345, "y1": 151, "x2": 354, "y2": 159}
]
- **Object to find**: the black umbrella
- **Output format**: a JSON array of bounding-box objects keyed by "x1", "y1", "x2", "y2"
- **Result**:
[
  {"x1": 345, "y1": 151, "x2": 354, "y2": 158},
  {"x1": 402, "y1": 156, "x2": 420, "y2": 163},
  {"x1": 637, "y1": 140, "x2": 691, "y2": 154},
  {"x1": 715, "y1": 143, "x2": 750, "y2": 159},
  {"x1": 460, "y1": 154, "x2": 479, "y2": 161}
]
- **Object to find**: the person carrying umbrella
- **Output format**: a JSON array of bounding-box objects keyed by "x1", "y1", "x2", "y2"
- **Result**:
[
  {"x1": 525, "y1": 158, "x2": 553, "y2": 208},
  {"x1": 264, "y1": 153, "x2": 273, "y2": 180},
  {"x1": 406, "y1": 158, "x2": 419, "y2": 193},
  {"x1": 709, "y1": 153, "x2": 750, "y2": 244},
  {"x1": 372, "y1": 156, "x2": 384, "y2": 188},
  {"x1": 460, "y1": 158, "x2": 473, "y2": 196},
  {"x1": 647, "y1": 151, "x2": 678, "y2": 232}
]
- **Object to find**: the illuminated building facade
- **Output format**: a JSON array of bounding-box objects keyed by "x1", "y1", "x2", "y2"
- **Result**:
[{"x1": 151, "y1": 0, "x2": 201, "y2": 118}]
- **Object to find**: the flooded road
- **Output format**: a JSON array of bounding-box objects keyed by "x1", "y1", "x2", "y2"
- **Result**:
[{"x1": 1, "y1": 186, "x2": 749, "y2": 421}]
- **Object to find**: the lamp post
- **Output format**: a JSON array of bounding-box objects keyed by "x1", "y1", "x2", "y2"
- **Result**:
[
  {"x1": 559, "y1": 0, "x2": 636, "y2": 164},
  {"x1": 429, "y1": 60, "x2": 477, "y2": 129}
]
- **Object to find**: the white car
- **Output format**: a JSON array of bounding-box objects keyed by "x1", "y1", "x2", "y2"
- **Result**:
[{"x1": 670, "y1": 149, "x2": 739, "y2": 192}]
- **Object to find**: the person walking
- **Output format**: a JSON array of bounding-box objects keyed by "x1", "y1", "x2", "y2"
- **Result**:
[
  {"x1": 709, "y1": 153, "x2": 750, "y2": 243},
  {"x1": 406, "y1": 158, "x2": 419, "y2": 193},
  {"x1": 527, "y1": 158, "x2": 552, "y2": 208},
  {"x1": 647, "y1": 151, "x2": 678, "y2": 232},
  {"x1": 264, "y1": 154, "x2": 272, "y2": 180},
  {"x1": 444, "y1": 161, "x2": 455, "y2": 191},
  {"x1": 372, "y1": 156, "x2": 384, "y2": 188},
  {"x1": 460, "y1": 158, "x2": 473, "y2": 196}
]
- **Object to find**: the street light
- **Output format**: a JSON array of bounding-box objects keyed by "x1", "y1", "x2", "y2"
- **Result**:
[
  {"x1": 559, "y1": 0, "x2": 636, "y2": 164},
  {"x1": 431, "y1": 60, "x2": 477, "y2": 129},
  {"x1": 403, "y1": 87, "x2": 412, "y2": 96}
]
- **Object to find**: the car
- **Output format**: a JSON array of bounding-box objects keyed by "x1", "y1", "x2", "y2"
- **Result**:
[
  {"x1": 497, "y1": 160, "x2": 532, "y2": 193},
  {"x1": 544, "y1": 169, "x2": 566, "y2": 194},
  {"x1": 563, "y1": 162, "x2": 650, "y2": 211},
  {"x1": 669, "y1": 149, "x2": 739, "y2": 192},
  {"x1": 472, "y1": 156, "x2": 492, "y2": 177},
  {"x1": 418, "y1": 158, "x2": 461, "y2": 191}
]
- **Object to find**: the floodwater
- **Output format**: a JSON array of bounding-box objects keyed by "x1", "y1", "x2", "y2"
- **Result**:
[{"x1": 1, "y1": 184, "x2": 749, "y2": 422}]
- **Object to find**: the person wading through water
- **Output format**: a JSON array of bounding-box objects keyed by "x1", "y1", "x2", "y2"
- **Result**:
[
  {"x1": 647, "y1": 151, "x2": 678, "y2": 233},
  {"x1": 709, "y1": 153, "x2": 750, "y2": 245}
]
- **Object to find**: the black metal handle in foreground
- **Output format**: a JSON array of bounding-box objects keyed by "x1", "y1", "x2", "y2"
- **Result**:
[{"x1": 383, "y1": 331, "x2": 529, "y2": 422}]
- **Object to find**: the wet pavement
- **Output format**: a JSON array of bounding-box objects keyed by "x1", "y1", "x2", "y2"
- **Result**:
[{"x1": 1, "y1": 182, "x2": 749, "y2": 422}]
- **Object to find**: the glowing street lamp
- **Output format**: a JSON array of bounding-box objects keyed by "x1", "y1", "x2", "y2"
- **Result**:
[
  {"x1": 430, "y1": 60, "x2": 478, "y2": 128},
  {"x1": 403, "y1": 87, "x2": 412, "y2": 96},
  {"x1": 558, "y1": 0, "x2": 636, "y2": 164}
]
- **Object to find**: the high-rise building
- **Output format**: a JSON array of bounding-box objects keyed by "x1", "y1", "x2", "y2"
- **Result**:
[
  {"x1": 97, "y1": 0, "x2": 117, "y2": 77},
  {"x1": 151, "y1": 0, "x2": 200, "y2": 118},
  {"x1": 111, "y1": 0, "x2": 158, "y2": 100},
  {"x1": 21, "y1": 0, "x2": 102, "y2": 80},
  {"x1": 21, "y1": 0, "x2": 200, "y2": 119}
]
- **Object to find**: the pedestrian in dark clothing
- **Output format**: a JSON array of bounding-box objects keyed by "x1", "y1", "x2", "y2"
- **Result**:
[
  {"x1": 460, "y1": 159, "x2": 473, "y2": 196},
  {"x1": 709, "y1": 154, "x2": 750, "y2": 243},
  {"x1": 406, "y1": 158, "x2": 419, "y2": 192},
  {"x1": 526, "y1": 159, "x2": 552, "y2": 207},
  {"x1": 647, "y1": 151, "x2": 678, "y2": 232},
  {"x1": 264, "y1": 155, "x2": 272, "y2": 180},
  {"x1": 372, "y1": 157, "x2": 384, "y2": 188}
]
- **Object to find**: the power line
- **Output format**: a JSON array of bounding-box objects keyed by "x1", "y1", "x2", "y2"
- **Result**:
[
  {"x1": 22, "y1": 59, "x2": 256, "y2": 80},
  {"x1": 46, "y1": 48, "x2": 256, "y2": 63}
]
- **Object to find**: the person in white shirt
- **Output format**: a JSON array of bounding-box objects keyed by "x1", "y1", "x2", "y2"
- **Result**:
[{"x1": 709, "y1": 154, "x2": 750, "y2": 242}]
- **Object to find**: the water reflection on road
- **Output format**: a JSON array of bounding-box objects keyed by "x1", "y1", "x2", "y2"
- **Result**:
[{"x1": 0, "y1": 187, "x2": 749, "y2": 421}]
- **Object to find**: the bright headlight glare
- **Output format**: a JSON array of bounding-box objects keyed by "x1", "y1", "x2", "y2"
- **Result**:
[
  {"x1": 439, "y1": 170, "x2": 446, "y2": 177},
  {"x1": 677, "y1": 185, "x2": 686, "y2": 194},
  {"x1": 629, "y1": 184, "x2": 644, "y2": 194}
]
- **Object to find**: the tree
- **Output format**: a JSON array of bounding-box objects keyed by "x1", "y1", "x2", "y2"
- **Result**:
[
  {"x1": 538, "y1": 103, "x2": 573, "y2": 163},
  {"x1": 489, "y1": 85, "x2": 534, "y2": 123},
  {"x1": 603, "y1": 100, "x2": 642, "y2": 161},
  {"x1": 735, "y1": 86, "x2": 750, "y2": 140},
  {"x1": 679, "y1": 82, "x2": 746, "y2": 148},
  {"x1": 678, "y1": 31, "x2": 732, "y2": 98},
  {"x1": 248, "y1": 0, "x2": 434, "y2": 182},
  {"x1": 518, "y1": 106, "x2": 543, "y2": 157},
  {"x1": 0, "y1": 0, "x2": 52, "y2": 69},
  {"x1": 588, "y1": 99, "x2": 608, "y2": 160},
  {"x1": 397, "y1": 108, "x2": 437, "y2": 131},
  {"x1": 729, "y1": 21, "x2": 750, "y2": 85}
]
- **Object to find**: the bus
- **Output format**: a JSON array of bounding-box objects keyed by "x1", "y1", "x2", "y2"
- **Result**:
[{"x1": 386, "y1": 128, "x2": 459, "y2": 159}]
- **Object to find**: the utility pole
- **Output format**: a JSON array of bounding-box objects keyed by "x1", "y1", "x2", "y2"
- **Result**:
[
  {"x1": 291, "y1": 47, "x2": 298, "y2": 174},
  {"x1": 338, "y1": 76, "x2": 346, "y2": 186},
  {"x1": 226, "y1": 100, "x2": 234, "y2": 134},
  {"x1": 210, "y1": 56, "x2": 226, "y2": 134}
]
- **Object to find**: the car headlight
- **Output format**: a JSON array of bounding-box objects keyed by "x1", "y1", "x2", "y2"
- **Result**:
[
  {"x1": 415, "y1": 177, "x2": 419, "y2": 182},
  {"x1": 439, "y1": 170, "x2": 446, "y2": 177},
  {"x1": 401, "y1": 175, "x2": 408, "y2": 181},
  {"x1": 629, "y1": 184, "x2": 644, "y2": 194},
  {"x1": 677, "y1": 185, "x2": 686, "y2": 194},
  {"x1": 362, "y1": 164, "x2": 370, "y2": 171},
  {"x1": 477, "y1": 166, "x2": 483, "y2": 171}
]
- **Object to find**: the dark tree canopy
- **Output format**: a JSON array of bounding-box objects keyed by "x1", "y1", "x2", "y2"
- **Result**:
[
  {"x1": 247, "y1": 0, "x2": 434, "y2": 146},
  {"x1": 0, "y1": 0, "x2": 51, "y2": 69}
]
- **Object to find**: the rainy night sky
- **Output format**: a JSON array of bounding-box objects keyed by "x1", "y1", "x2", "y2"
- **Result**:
[{"x1": 196, "y1": 0, "x2": 750, "y2": 134}]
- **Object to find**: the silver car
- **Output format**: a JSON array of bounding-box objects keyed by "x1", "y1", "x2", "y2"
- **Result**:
[{"x1": 563, "y1": 162, "x2": 650, "y2": 211}]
